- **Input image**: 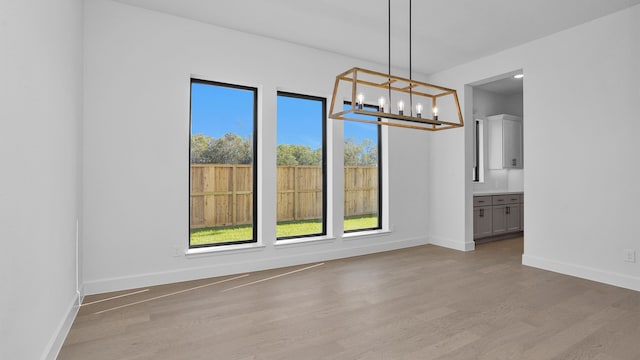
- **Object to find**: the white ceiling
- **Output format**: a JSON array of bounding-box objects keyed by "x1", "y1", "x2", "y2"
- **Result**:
[
  {"x1": 476, "y1": 75, "x2": 523, "y2": 96},
  {"x1": 114, "y1": 0, "x2": 640, "y2": 75}
]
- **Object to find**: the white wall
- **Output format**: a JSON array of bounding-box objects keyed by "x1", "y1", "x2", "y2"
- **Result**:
[
  {"x1": 428, "y1": 5, "x2": 640, "y2": 290},
  {"x1": 473, "y1": 88, "x2": 523, "y2": 118},
  {"x1": 472, "y1": 88, "x2": 524, "y2": 193},
  {"x1": 504, "y1": 93, "x2": 524, "y2": 117},
  {"x1": 83, "y1": 0, "x2": 432, "y2": 294},
  {"x1": 0, "y1": 0, "x2": 84, "y2": 359}
]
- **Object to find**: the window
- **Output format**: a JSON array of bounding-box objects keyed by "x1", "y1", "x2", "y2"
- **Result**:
[
  {"x1": 343, "y1": 103, "x2": 382, "y2": 232},
  {"x1": 189, "y1": 79, "x2": 258, "y2": 247},
  {"x1": 276, "y1": 92, "x2": 327, "y2": 239},
  {"x1": 473, "y1": 119, "x2": 484, "y2": 182}
]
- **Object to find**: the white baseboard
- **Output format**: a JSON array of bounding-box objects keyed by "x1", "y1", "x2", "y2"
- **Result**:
[
  {"x1": 84, "y1": 236, "x2": 430, "y2": 295},
  {"x1": 522, "y1": 254, "x2": 640, "y2": 292},
  {"x1": 429, "y1": 235, "x2": 475, "y2": 252},
  {"x1": 43, "y1": 290, "x2": 83, "y2": 360}
]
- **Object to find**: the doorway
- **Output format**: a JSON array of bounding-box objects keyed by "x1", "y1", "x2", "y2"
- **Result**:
[{"x1": 466, "y1": 71, "x2": 524, "y2": 247}]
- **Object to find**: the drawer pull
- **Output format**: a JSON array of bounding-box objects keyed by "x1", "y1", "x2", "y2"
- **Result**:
[{"x1": 479, "y1": 209, "x2": 484, "y2": 217}]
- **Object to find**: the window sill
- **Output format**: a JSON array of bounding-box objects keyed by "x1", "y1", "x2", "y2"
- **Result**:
[
  {"x1": 275, "y1": 235, "x2": 335, "y2": 247},
  {"x1": 342, "y1": 229, "x2": 391, "y2": 240},
  {"x1": 185, "y1": 242, "x2": 265, "y2": 257}
]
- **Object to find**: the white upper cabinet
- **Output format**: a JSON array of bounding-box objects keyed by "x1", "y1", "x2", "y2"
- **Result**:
[{"x1": 487, "y1": 114, "x2": 523, "y2": 169}]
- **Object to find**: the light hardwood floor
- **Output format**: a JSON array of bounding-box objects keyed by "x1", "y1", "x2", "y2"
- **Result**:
[{"x1": 59, "y1": 238, "x2": 640, "y2": 359}]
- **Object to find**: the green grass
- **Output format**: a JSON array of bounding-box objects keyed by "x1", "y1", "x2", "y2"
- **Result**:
[
  {"x1": 344, "y1": 214, "x2": 379, "y2": 232},
  {"x1": 190, "y1": 215, "x2": 378, "y2": 246},
  {"x1": 190, "y1": 224, "x2": 253, "y2": 246},
  {"x1": 276, "y1": 219, "x2": 323, "y2": 238}
]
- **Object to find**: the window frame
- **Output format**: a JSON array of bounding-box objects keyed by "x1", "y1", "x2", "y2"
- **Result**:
[
  {"x1": 188, "y1": 78, "x2": 259, "y2": 248},
  {"x1": 276, "y1": 91, "x2": 328, "y2": 240},
  {"x1": 343, "y1": 101, "x2": 383, "y2": 233},
  {"x1": 472, "y1": 119, "x2": 484, "y2": 183}
]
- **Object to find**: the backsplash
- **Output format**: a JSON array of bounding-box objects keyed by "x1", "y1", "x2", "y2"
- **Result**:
[{"x1": 473, "y1": 168, "x2": 523, "y2": 193}]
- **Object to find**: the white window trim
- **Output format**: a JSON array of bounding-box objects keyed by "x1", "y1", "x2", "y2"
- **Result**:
[{"x1": 185, "y1": 243, "x2": 266, "y2": 257}]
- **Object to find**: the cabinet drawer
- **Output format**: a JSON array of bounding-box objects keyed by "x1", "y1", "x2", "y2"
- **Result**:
[
  {"x1": 474, "y1": 196, "x2": 492, "y2": 207},
  {"x1": 491, "y1": 195, "x2": 508, "y2": 205},
  {"x1": 492, "y1": 194, "x2": 520, "y2": 205},
  {"x1": 505, "y1": 194, "x2": 521, "y2": 204}
]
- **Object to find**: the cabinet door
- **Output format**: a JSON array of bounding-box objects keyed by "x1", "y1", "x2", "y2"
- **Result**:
[
  {"x1": 473, "y1": 206, "x2": 493, "y2": 238},
  {"x1": 503, "y1": 120, "x2": 523, "y2": 168},
  {"x1": 487, "y1": 118, "x2": 504, "y2": 170},
  {"x1": 505, "y1": 205, "x2": 521, "y2": 232},
  {"x1": 492, "y1": 205, "x2": 507, "y2": 234}
]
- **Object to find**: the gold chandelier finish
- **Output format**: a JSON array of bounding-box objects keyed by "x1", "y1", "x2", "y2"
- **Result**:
[
  {"x1": 329, "y1": 67, "x2": 464, "y2": 131},
  {"x1": 329, "y1": 0, "x2": 463, "y2": 131}
]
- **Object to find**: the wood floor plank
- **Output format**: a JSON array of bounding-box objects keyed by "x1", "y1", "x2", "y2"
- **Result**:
[{"x1": 58, "y1": 237, "x2": 640, "y2": 359}]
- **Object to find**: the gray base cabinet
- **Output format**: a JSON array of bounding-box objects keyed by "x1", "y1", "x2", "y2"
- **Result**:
[
  {"x1": 492, "y1": 205, "x2": 508, "y2": 235},
  {"x1": 474, "y1": 193, "x2": 523, "y2": 240},
  {"x1": 473, "y1": 206, "x2": 493, "y2": 238}
]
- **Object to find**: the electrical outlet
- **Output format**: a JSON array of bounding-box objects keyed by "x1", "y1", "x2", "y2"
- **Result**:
[{"x1": 623, "y1": 249, "x2": 636, "y2": 263}]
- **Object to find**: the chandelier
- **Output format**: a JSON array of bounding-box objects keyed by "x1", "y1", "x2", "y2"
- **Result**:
[{"x1": 329, "y1": 0, "x2": 463, "y2": 131}]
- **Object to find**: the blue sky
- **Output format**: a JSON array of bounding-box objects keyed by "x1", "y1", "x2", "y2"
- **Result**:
[
  {"x1": 343, "y1": 105, "x2": 379, "y2": 144},
  {"x1": 191, "y1": 83, "x2": 254, "y2": 139},
  {"x1": 276, "y1": 95, "x2": 323, "y2": 149},
  {"x1": 191, "y1": 82, "x2": 377, "y2": 148}
]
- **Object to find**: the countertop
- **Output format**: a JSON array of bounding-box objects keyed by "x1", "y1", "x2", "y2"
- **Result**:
[{"x1": 473, "y1": 191, "x2": 524, "y2": 196}]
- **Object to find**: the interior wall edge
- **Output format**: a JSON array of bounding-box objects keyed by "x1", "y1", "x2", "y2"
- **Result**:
[
  {"x1": 42, "y1": 293, "x2": 83, "y2": 360},
  {"x1": 429, "y1": 235, "x2": 475, "y2": 252}
]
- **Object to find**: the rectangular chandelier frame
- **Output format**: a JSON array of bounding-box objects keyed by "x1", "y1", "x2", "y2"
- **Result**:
[{"x1": 329, "y1": 67, "x2": 464, "y2": 131}]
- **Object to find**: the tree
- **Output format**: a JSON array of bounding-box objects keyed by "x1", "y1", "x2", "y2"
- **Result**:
[
  {"x1": 276, "y1": 144, "x2": 298, "y2": 165},
  {"x1": 359, "y1": 138, "x2": 378, "y2": 166},
  {"x1": 210, "y1": 133, "x2": 253, "y2": 164},
  {"x1": 343, "y1": 137, "x2": 361, "y2": 166},
  {"x1": 192, "y1": 133, "x2": 375, "y2": 166},
  {"x1": 344, "y1": 137, "x2": 377, "y2": 166},
  {"x1": 190, "y1": 133, "x2": 252, "y2": 164},
  {"x1": 190, "y1": 133, "x2": 213, "y2": 163},
  {"x1": 276, "y1": 144, "x2": 321, "y2": 166}
]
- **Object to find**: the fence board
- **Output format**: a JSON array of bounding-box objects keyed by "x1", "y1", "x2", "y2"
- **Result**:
[
  {"x1": 344, "y1": 166, "x2": 378, "y2": 217},
  {"x1": 190, "y1": 164, "x2": 377, "y2": 228}
]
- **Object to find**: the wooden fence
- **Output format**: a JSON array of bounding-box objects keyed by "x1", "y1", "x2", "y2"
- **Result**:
[
  {"x1": 190, "y1": 164, "x2": 378, "y2": 229},
  {"x1": 344, "y1": 166, "x2": 379, "y2": 218}
]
